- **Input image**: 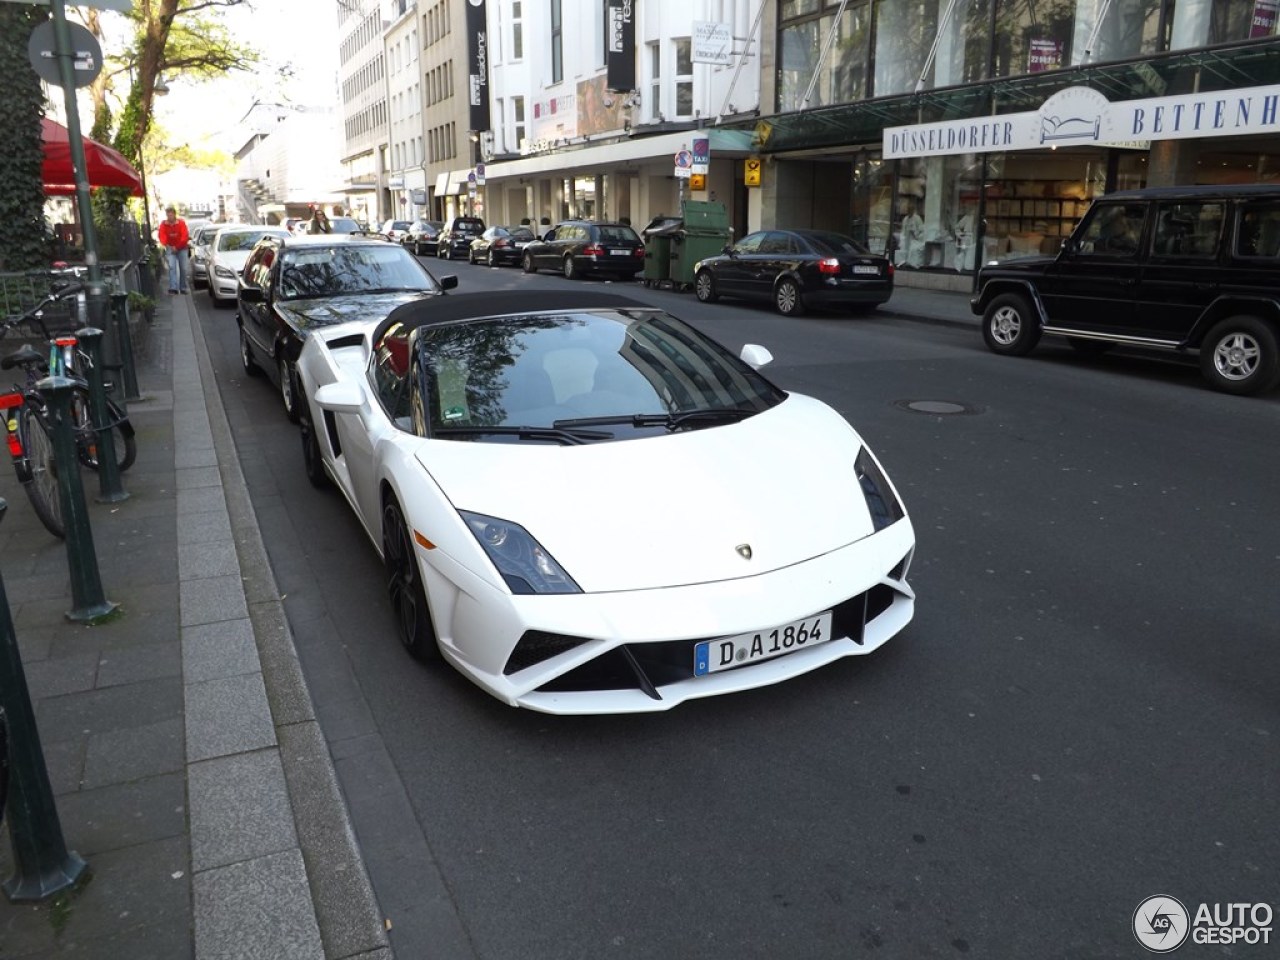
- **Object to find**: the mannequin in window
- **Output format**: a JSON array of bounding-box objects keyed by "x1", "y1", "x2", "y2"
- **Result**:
[{"x1": 898, "y1": 201, "x2": 925, "y2": 268}]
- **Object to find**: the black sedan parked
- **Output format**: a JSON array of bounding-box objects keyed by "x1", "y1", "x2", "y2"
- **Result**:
[
  {"x1": 468, "y1": 225, "x2": 536, "y2": 266},
  {"x1": 694, "y1": 229, "x2": 894, "y2": 316},
  {"x1": 403, "y1": 219, "x2": 443, "y2": 256},
  {"x1": 236, "y1": 234, "x2": 456, "y2": 421},
  {"x1": 521, "y1": 220, "x2": 646, "y2": 280}
]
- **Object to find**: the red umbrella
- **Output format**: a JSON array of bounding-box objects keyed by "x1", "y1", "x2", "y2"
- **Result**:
[{"x1": 40, "y1": 117, "x2": 143, "y2": 197}]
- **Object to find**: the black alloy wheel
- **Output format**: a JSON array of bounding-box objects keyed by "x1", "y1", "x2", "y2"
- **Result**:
[
  {"x1": 695, "y1": 270, "x2": 718, "y2": 303},
  {"x1": 239, "y1": 325, "x2": 261, "y2": 376},
  {"x1": 279, "y1": 356, "x2": 300, "y2": 423},
  {"x1": 382, "y1": 497, "x2": 439, "y2": 661},
  {"x1": 300, "y1": 416, "x2": 327, "y2": 488},
  {"x1": 775, "y1": 278, "x2": 806, "y2": 316}
]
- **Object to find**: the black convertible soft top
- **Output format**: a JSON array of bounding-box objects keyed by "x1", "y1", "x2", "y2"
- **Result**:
[{"x1": 373, "y1": 290, "x2": 649, "y2": 345}]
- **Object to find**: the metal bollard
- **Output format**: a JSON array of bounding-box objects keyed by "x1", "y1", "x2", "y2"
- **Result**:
[
  {"x1": 108, "y1": 292, "x2": 141, "y2": 404},
  {"x1": 0, "y1": 500, "x2": 89, "y2": 902},
  {"x1": 75, "y1": 327, "x2": 128, "y2": 504},
  {"x1": 35, "y1": 377, "x2": 119, "y2": 624}
]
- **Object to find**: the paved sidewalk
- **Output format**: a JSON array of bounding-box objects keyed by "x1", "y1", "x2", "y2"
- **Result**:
[{"x1": 0, "y1": 293, "x2": 389, "y2": 959}]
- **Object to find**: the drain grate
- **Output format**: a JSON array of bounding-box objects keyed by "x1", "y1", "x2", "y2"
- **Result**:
[{"x1": 893, "y1": 399, "x2": 982, "y2": 416}]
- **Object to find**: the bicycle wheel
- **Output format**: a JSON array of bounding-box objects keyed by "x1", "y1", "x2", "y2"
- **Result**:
[
  {"x1": 71, "y1": 388, "x2": 136, "y2": 473},
  {"x1": 16, "y1": 400, "x2": 66, "y2": 538}
]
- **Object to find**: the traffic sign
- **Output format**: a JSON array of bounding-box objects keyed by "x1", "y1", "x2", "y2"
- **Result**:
[
  {"x1": 475, "y1": 162, "x2": 485, "y2": 186},
  {"x1": 27, "y1": 20, "x2": 102, "y2": 88}
]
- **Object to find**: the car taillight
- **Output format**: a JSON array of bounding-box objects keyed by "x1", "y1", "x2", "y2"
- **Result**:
[
  {"x1": 635, "y1": 246, "x2": 646, "y2": 257},
  {"x1": 887, "y1": 262, "x2": 895, "y2": 277},
  {"x1": 583, "y1": 244, "x2": 604, "y2": 256},
  {"x1": 495, "y1": 238, "x2": 509, "y2": 248},
  {"x1": 818, "y1": 258, "x2": 841, "y2": 275}
]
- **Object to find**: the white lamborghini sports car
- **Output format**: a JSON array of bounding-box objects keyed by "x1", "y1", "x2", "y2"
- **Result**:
[{"x1": 295, "y1": 290, "x2": 915, "y2": 714}]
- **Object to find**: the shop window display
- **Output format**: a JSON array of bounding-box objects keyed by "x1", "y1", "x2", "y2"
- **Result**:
[{"x1": 892, "y1": 155, "x2": 981, "y2": 270}]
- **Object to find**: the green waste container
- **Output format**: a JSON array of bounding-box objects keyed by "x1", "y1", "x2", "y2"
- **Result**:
[
  {"x1": 668, "y1": 201, "x2": 732, "y2": 290},
  {"x1": 641, "y1": 216, "x2": 682, "y2": 286}
]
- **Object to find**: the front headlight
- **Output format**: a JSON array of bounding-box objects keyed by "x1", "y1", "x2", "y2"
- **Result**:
[
  {"x1": 214, "y1": 265, "x2": 235, "y2": 278},
  {"x1": 855, "y1": 447, "x2": 904, "y2": 531},
  {"x1": 459, "y1": 511, "x2": 581, "y2": 595}
]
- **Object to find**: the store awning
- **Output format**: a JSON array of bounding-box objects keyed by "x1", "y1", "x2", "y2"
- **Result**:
[
  {"x1": 480, "y1": 129, "x2": 756, "y2": 182},
  {"x1": 40, "y1": 117, "x2": 143, "y2": 196}
]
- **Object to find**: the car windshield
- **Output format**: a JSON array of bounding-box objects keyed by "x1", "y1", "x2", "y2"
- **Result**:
[
  {"x1": 329, "y1": 217, "x2": 362, "y2": 233},
  {"x1": 805, "y1": 232, "x2": 871, "y2": 256},
  {"x1": 412, "y1": 308, "x2": 786, "y2": 442},
  {"x1": 389, "y1": 221, "x2": 411, "y2": 231},
  {"x1": 278, "y1": 244, "x2": 438, "y2": 299},
  {"x1": 597, "y1": 225, "x2": 640, "y2": 243},
  {"x1": 507, "y1": 227, "x2": 535, "y2": 240},
  {"x1": 218, "y1": 229, "x2": 285, "y2": 252}
]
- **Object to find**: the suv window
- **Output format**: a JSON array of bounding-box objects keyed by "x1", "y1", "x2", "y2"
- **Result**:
[
  {"x1": 1075, "y1": 202, "x2": 1147, "y2": 257},
  {"x1": 1153, "y1": 202, "x2": 1225, "y2": 258},
  {"x1": 1236, "y1": 202, "x2": 1280, "y2": 258}
]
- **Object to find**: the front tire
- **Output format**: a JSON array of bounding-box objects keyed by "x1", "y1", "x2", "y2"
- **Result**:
[
  {"x1": 982, "y1": 292, "x2": 1041, "y2": 356},
  {"x1": 300, "y1": 416, "x2": 327, "y2": 488},
  {"x1": 695, "y1": 270, "x2": 718, "y2": 303},
  {"x1": 240, "y1": 325, "x2": 262, "y2": 377},
  {"x1": 1200, "y1": 315, "x2": 1280, "y2": 396},
  {"x1": 487, "y1": 249, "x2": 498, "y2": 268},
  {"x1": 775, "y1": 278, "x2": 805, "y2": 316},
  {"x1": 382, "y1": 497, "x2": 439, "y2": 661},
  {"x1": 523, "y1": 253, "x2": 537, "y2": 274},
  {"x1": 278, "y1": 356, "x2": 300, "y2": 423}
]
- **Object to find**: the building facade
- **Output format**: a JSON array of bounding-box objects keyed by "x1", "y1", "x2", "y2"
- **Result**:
[
  {"x1": 385, "y1": 2, "x2": 426, "y2": 221},
  {"x1": 751, "y1": 0, "x2": 1280, "y2": 288},
  {"x1": 338, "y1": 0, "x2": 393, "y2": 224}
]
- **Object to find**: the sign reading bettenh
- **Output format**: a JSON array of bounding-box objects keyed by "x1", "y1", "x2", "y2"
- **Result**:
[{"x1": 884, "y1": 83, "x2": 1280, "y2": 159}]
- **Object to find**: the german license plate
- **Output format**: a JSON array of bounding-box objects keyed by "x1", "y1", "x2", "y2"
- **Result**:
[
  {"x1": 610, "y1": 248, "x2": 631, "y2": 255},
  {"x1": 695, "y1": 612, "x2": 833, "y2": 676},
  {"x1": 853, "y1": 265, "x2": 879, "y2": 275}
]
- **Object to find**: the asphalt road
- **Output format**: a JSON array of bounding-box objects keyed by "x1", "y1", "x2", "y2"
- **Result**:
[{"x1": 194, "y1": 262, "x2": 1280, "y2": 959}]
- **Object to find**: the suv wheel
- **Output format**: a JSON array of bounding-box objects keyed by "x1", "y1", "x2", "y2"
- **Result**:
[
  {"x1": 1200, "y1": 316, "x2": 1280, "y2": 396},
  {"x1": 982, "y1": 292, "x2": 1041, "y2": 356}
]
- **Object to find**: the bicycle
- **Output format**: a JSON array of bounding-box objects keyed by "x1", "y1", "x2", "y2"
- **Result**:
[{"x1": 1, "y1": 284, "x2": 137, "y2": 537}]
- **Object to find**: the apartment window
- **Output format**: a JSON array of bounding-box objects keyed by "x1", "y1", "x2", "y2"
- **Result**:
[
  {"x1": 674, "y1": 38, "x2": 692, "y2": 117},
  {"x1": 512, "y1": 1, "x2": 524, "y2": 59},
  {"x1": 649, "y1": 42, "x2": 661, "y2": 121},
  {"x1": 551, "y1": 0, "x2": 563, "y2": 82},
  {"x1": 514, "y1": 96, "x2": 526, "y2": 152}
]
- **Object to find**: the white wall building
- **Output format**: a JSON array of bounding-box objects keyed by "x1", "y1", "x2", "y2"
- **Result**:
[
  {"x1": 337, "y1": 0, "x2": 393, "y2": 224},
  {"x1": 481, "y1": 0, "x2": 763, "y2": 234},
  {"x1": 384, "y1": 2, "x2": 425, "y2": 223}
]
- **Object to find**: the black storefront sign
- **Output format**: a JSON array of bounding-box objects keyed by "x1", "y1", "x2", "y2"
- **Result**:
[
  {"x1": 467, "y1": 0, "x2": 490, "y2": 132},
  {"x1": 606, "y1": 0, "x2": 636, "y2": 92}
]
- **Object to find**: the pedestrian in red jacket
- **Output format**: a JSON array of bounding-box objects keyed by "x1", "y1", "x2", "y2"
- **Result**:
[{"x1": 157, "y1": 206, "x2": 190, "y2": 294}]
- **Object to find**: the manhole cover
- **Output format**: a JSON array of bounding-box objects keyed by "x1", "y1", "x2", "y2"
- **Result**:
[{"x1": 893, "y1": 399, "x2": 982, "y2": 416}]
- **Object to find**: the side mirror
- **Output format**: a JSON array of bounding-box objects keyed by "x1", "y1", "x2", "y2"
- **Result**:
[
  {"x1": 739, "y1": 344, "x2": 773, "y2": 369},
  {"x1": 722, "y1": 244, "x2": 733, "y2": 256},
  {"x1": 315, "y1": 380, "x2": 365, "y2": 413},
  {"x1": 438, "y1": 275, "x2": 459, "y2": 290}
]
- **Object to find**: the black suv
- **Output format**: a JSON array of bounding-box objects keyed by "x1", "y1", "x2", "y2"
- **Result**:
[
  {"x1": 972, "y1": 184, "x2": 1280, "y2": 396},
  {"x1": 437, "y1": 216, "x2": 485, "y2": 260},
  {"x1": 521, "y1": 220, "x2": 646, "y2": 280}
]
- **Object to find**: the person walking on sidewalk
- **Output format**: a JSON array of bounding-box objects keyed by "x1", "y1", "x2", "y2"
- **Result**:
[{"x1": 158, "y1": 206, "x2": 190, "y2": 294}]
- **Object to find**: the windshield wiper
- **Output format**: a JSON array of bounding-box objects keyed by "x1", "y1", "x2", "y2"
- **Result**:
[
  {"x1": 432, "y1": 424, "x2": 612, "y2": 445},
  {"x1": 554, "y1": 408, "x2": 758, "y2": 432}
]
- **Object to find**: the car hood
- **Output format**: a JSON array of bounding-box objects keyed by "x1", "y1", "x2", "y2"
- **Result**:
[
  {"x1": 417, "y1": 395, "x2": 885, "y2": 593},
  {"x1": 276, "y1": 291, "x2": 437, "y2": 331}
]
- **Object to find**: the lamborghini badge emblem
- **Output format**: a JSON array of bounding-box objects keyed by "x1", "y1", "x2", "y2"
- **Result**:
[{"x1": 736, "y1": 544, "x2": 753, "y2": 560}]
